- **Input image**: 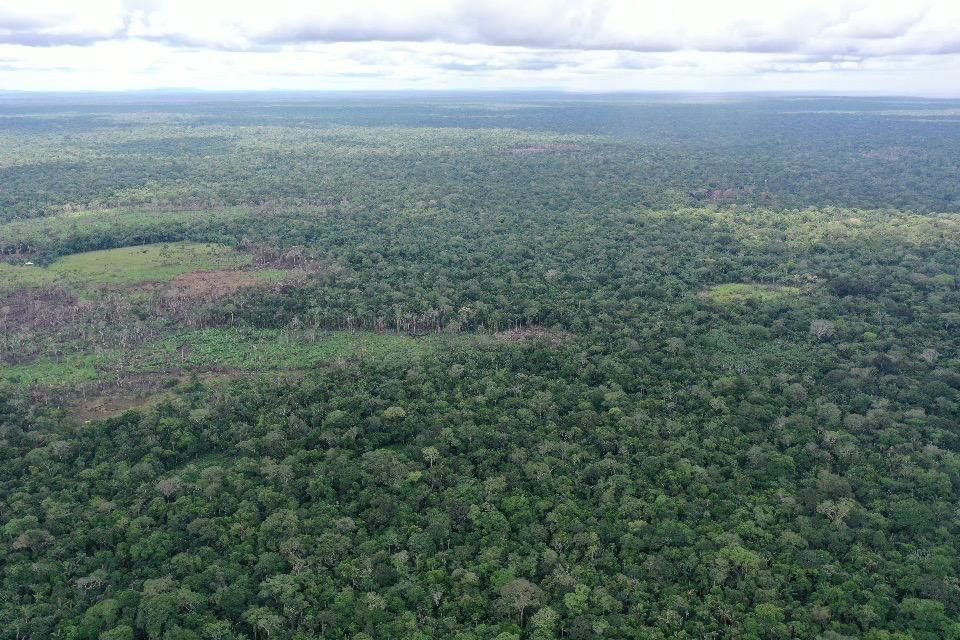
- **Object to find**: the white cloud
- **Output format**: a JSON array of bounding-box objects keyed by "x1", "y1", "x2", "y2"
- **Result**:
[
  {"x1": 0, "y1": 0, "x2": 958, "y2": 93},
  {"x1": 0, "y1": 1, "x2": 126, "y2": 45},
  {"x1": 47, "y1": 0, "x2": 960, "y2": 56}
]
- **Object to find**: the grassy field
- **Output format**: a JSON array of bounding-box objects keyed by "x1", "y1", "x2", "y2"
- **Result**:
[
  {"x1": 703, "y1": 282, "x2": 801, "y2": 304},
  {"x1": 0, "y1": 353, "x2": 106, "y2": 386},
  {"x1": 0, "y1": 261, "x2": 57, "y2": 294},
  {"x1": 2, "y1": 240, "x2": 282, "y2": 296},
  {"x1": 47, "y1": 242, "x2": 251, "y2": 285},
  {"x1": 0, "y1": 329, "x2": 445, "y2": 388},
  {"x1": 0, "y1": 207, "x2": 258, "y2": 257}
]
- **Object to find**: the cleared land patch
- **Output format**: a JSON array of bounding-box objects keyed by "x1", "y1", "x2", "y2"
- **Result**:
[
  {"x1": 1, "y1": 328, "x2": 452, "y2": 417},
  {"x1": 702, "y1": 283, "x2": 801, "y2": 304},
  {"x1": 1, "y1": 330, "x2": 438, "y2": 385},
  {"x1": 0, "y1": 262, "x2": 56, "y2": 294},
  {"x1": 48, "y1": 242, "x2": 251, "y2": 286},
  {"x1": 167, "y1": 269, "x2": 263, "y2": 299},
  {"x1": 0, "y1": 353, "x2": 104, "y2": 386}
]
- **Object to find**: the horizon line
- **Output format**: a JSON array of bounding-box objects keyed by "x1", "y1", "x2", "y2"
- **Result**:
[{"x1": 1, "y1": 88, "x2": 959, "y2": 100}]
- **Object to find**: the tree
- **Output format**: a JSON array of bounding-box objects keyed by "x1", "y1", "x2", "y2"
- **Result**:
[
  {"x1": 564, "y1": 584, "x2": 590, "y2": 617},
  {"x1": 498, "y1": 578, "x2": 544, "y2": 626},
  {"x1": 809, "y1": 319, "x2": 836, "y2": 340},
  {"x1": 422, "y1": 446, "x2": 440, "y2": 469},
  {"x1": 530, "y1": 606, "x2": 559, "y2": 640},
  {"x1": 383, "y1": 406, "x2": 407, "y2": 419},
  {"x1": 242, "y1": 607, "x2": 284, "y2": 640},
  {"x1": 100, "y1": 626, "x2": 135, "y2": 640}
]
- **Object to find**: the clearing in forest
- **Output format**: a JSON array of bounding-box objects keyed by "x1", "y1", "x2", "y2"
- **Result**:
[
  {"x1": 493, "y1": 325, "x2": 574, "y2": 346},
  {"x1": 47, "y1": 242, "x2": 251, "y2": 285},
  {"x1": 702, "y1": 283, "x2": 801, "y2": 304},
  {"x1": 1, "y1": 241, "x2": 280, "y2": 326},
  {"x1": 0, "y1": 262, "x2": 57, "y2": 294},
  {"x1": 165, "y1": 268, "x2": 285, "y2": 300}
]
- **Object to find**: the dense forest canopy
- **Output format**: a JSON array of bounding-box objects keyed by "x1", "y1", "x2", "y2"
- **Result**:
[
  {"x1": 1, "y1": 93, "x2": 959, "y2": 223},
  {"x1": 1, "y1": 93, "x2": 960, "y2": 639}
]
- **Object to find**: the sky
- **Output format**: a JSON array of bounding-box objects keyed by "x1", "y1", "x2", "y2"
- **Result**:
[{"x1": 1, "y1": 0, "x2": 960, "y2": 95}]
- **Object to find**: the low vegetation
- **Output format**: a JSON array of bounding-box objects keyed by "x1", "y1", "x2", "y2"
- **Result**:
[
  {"x1": 46, "y1": 242, "x2": 251, "y2": 286},
  {"x1": 0, "y1": 261, "x2": 55, "y2": 294}
]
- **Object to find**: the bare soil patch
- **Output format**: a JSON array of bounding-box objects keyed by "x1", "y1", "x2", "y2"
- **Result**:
[
  {"x1": 167, "y1": 269, "x2": 261, "y2": 300},
  {"x1": 45, "y1": 370, "x2": 176, "y2": 422}
]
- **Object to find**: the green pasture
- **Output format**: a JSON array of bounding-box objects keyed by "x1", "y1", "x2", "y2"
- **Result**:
[
  {"x1": 703, "y1": 283, "x2": 801, "y2": 305},
  {"x1": 47, "y1": 242, "x2": 250, "y2": 285}
]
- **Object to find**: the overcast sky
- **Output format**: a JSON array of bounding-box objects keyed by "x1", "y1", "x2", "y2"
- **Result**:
[{"x1": 1, "y1": 0, "x2": 960, "y2": 95}]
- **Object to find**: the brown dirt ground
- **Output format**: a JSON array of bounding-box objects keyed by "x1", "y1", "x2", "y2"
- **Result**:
[{"x1": 166, "y1": 269, "x2": 262, "y2": 299}]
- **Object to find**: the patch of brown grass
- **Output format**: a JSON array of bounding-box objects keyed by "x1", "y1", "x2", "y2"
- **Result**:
[
  {"x1": 167, "y1": 269, "x2": 261, "y2": 300},
  {"x1": 493, "y1": 326, "x2": 574, "y2": 347},
  {"x1": 0, "y1": 285, "x2": 77, "y2": 331}
]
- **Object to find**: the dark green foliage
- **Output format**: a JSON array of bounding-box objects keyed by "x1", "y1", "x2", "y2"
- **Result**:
[
  {"x1": 1, "y1": 94, "x2": 960, "y2": 639},
  {"x1": 2, "y1": 328, "x2": 959, "y2": 639}
]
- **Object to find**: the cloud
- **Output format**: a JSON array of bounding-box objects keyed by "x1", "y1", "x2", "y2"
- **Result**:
[
  {"x1": 0, "y1": 1, "x2": 959, "y2": 94},
  {"x1": 0, "y1": 1, "x2": 127, "y2": 46},
  {"x1": 1, "y1": 0, "x2": 958, "y2": 58},
  {"x1": 436, "y1": 61, "x2": 560, "y2": 72}
]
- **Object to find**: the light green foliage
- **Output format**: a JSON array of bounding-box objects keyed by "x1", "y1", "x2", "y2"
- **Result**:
[
  {"x1": 0, "y1": 353, "x2": 105, "y2": 385},
  {"x1": 704, "y1": 283, "x2": 801, "y2": 304},
  {"x1": 47, "y1": 242, "x2": 250, "y2": 285}
]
